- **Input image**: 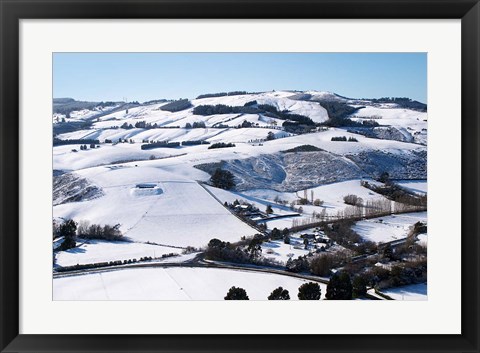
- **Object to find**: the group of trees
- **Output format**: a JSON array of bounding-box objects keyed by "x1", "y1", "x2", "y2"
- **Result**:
[
  {"x1": 58, "y1": 219, "x2": 77, "y2": 251},
  {"x1": 79, "y1": 143, "x2": 97, "y2": 150},
  {"x1": 121, "y1": 121, "x2": 160, "y2": 130},
  {"x1": 224, "y1": 272, "x2": 365, "y2": 300},
  {"x1": 266, "y1": 131, "x2": 276, "y2": 141},
  {"x1": 206, "y1": 237, "x2": 266, "y2": 265},
  {"x1": 282, "y1": 144, "x2": 322, "y2": 153},
  {"x1": 196, "y1": 91, "x2": 253, "y2": 99},
  {"x1": 323, "y1": 220, "x2": 377, "y2": 255},
  {"x1": 224, "y1": 282, "x2": 321, "y2": 300},
  {"x1": 361, "y1": 180, "x2": 427, "y2": 209},
  {"x1": 210, "y1": 168, "x2": 235, "y2": 190},
  {"x1": 331, "y1": 136, "x2": 358, "y2": 142},
  {"x1": 368, "y1": 97, "x2": 427, "y2": 112},
  {"x1": 318, "y1": 101, "x2": 363, "y2": 127},
  {"x1": 181, "y1": 140, "x2": 210, "y2": 146},
  {"x1": 269, "y1": 227, "x2": 291, "y2": 245},
  {"x1": 343, "y1": 194, "x2": 363, "y2": 206},
  {"x1": 53, "y1": 138, "x2": 99, "y2": 147},
  {"x1": 309, "y1": 251, "x2": 348, "y2": 277},
  {"x1": 140, "y1": 141, "x2": 180, "y2": 150},
  {"x1": 185, "y1": 121, "x2": 206, "y2": 129},
  {"x1": 55, "y1": 219, "x2": 124, "y2": 251},
  {"x1": 160, "y1": 99, "x2": 193, "y2": 112},
  {"x1": 208, "y1": 142, "x2": 236, "y2": 149},
  {"x1": 76, "y1": 221, "x2": 123, "y2": 241},
  {"x1": 193, "y1": 103, "x2": 314, "y2": 126},
  {"x1": 349, "y1": 257, "x2": 426, "y2": 291},
  {"x1": 193, "y1": 104, "x2": 257, "y2": 116}
]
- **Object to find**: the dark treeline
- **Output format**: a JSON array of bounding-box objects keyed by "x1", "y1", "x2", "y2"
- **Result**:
[
  {"x1": 193, "y1": 104, "x2": 315, "y2": 130},
  {"x1": 142, "y1": 99, "x2": 168, "y2": 105},
  {"x1": 53, "y1": 138, "x2": 100, "y2": 146},
  {"x1": 160, "y1": 99, "x2": 193, "y2": 112},
  {"x1": 331, "y1": 136, "x2": 358, "y2": 142},
  {"x1": 140, "y1": 142, "x2": 180, "y2": 150},
  {"x1": 140, "y1": 140, "x2": 211, "y2": 149},
  {"x1": 121, "y1": 121, "x2": 159, "y2": 129},
  {"x1": 361, "y1": 180, "x2": 427, "y2": 207},
  {"x1": 318, "y1": 101, "x2": 364, "y2": 127},
  {"x1": 196, "y1": 91, "x2": 258, "y2": 99},
  {"x1": 368, "y1": 97, "x2": 427, "y2": 112},
  {"x1": 53, "y1": 100, "x2": 121, "y2": 116},
  {"x1": 208, "y1": 142, "x2": 236, "y2": 149},
  {"x1": 77, "y1": 222, "x2": 123, "y2": 241},
  {"x1": 193, "y1": 104, "x2": 258, "y2": 115},
  {"x1": 185, "y1": 121, "x2": 207, "y2": 129},
  {"x1": 181, "y1": 140, "x2": 210, "y2": 146},
  {"x1": 282, "y1": 144, "x2": 323, "y2": 153}
]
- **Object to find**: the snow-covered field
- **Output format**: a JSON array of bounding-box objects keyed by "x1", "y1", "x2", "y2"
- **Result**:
[
  {"x1": 349, "y1": 105, "x2": 427, "y2": 145},
  {"x1": 53, "y1": 90, "x2": 428, "y2": 300},
  {"x1": 54, "y1": 167, "x2": 258, "y2": 247},
  {"x1": 380, "y1": 283, "x2": 427, "y2": 300},
  {"x1": 261, "y1": 237, "x2": 312, "y2": 264},
  {"x1": 54, "y1": 239, "x2": 182, "y2": 267},
  {"x1": 352, "y1": 212, "x2": 427, "y2": 244},
  {"x1": 53, "y1": 267, "x2": 326, "y2": 300},
  {"x1": 396, "y1": 180, "x2": 427, "y2": 195},
  {"x1": 206, "y1": 179, "x2": 391, "y2": 229}
]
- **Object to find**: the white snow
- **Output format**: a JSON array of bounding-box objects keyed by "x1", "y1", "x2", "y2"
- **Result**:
[
  {"x1": 349, "y1": 105, "x2": 427, "y2": 145},
  {"x1": 55, "y1": 239, "x2": 182, "y2": 267},
  {"x1": 352, "y1": 212, "x2": 427, "y2": 244},
  {"x1": 380, "y1": 283, "x2": 427, "y2": 300},
  {"x1": 261, "y1": 236, "x2": 312, "y2": 264},
  {"x1": 206, "y1": 179, "x2": 391, "y2": 228},
  {"x1": 54, "y1": 167, "x2": 258, "y2": 247},
  {"x1": 53, "y1": 91, "x2": 428, "y2": 292},
  {"x1": 416, "y1": 233, "x2": 428, "y2": 246},
  {"x1": 53, "y1": 267, "x2": 327, "y2": 300},
  {"x1": 396, "y1": 180, "x2": 428, "y2": 195}
]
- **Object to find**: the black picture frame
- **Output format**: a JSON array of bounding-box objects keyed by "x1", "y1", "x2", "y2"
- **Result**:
[{"x1": 1, "y1": 1, "x2": 479, "y2": 352}]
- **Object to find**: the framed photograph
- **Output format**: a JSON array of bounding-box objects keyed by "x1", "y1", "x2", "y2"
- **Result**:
[{"x1": 1, "y1": 0, "x2": 479, "y2": 352}]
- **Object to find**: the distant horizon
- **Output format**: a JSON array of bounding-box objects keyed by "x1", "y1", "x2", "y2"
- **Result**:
[
  {"x1": 53, "y1": 53, "x2": 427, "y2": 104},
  {"x1": 53, "y1": 89, "x2": 427, "y2": 105}
]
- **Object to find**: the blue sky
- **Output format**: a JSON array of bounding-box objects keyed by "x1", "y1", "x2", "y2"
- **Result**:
[{"x1": 53, "y1": 53, "x2": 427, "y2": 103}]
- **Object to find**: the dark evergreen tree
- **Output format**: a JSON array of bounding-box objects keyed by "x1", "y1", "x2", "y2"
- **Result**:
[
  {"x1": 266, "y1": 131, "x2": 275, "y2": 141},
  {"x1": 378, "y1": 171, "x2": 390, "y2": 183},
  {"x1": 352, "y1": 275, "x2": 367, "y2": 298},
  {"x1": 58, "y1": 219, "x2": 77, "y2": 251},
  {"x1": 224, "y1": 286, "x2": 249, "y2": 300},
  {"x1": 266, "y1": 204, "x2": 273, "y2": 215},
  {"x1": 382, "y1": 244, "x2": 394, "y2": 260},
  {"x1": 59, "y1": 235, "x2": 76, "y2": 251},
  {"x1": 246, "y1": 235, "x2": 263, "y2": 259},
  {"x1": 210, "y1": 168, "x2": 235, "y2": 190},
  {"x1": 268, "y1": 287, "x2": 290, "y2": 300},
  {"x1": 59, "y1": 219, "x2": 77, "y2": 238},
  {"x1": 270, "y1": 228, "x2": 282, "y2": 240},
  {"x1": 298, "y1": 282, "x2": 321, "y2": 300},
  {"x1": 241, "y1": 120, "x2": 253, "y2": 128},
  {"x1": 326, "y1": 271, "x2": 353, "y2": 300}
]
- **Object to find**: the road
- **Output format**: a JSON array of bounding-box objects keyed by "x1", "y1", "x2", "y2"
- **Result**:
[{"x1": 53, "y1": 252, "x2": 329, "y2": 284}]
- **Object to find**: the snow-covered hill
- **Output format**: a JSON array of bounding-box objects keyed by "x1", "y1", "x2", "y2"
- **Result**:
[{"x1": 53, "y1": 89, "x2": 427, "y2": 261}]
